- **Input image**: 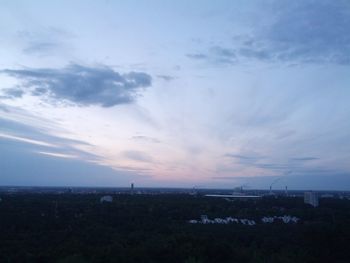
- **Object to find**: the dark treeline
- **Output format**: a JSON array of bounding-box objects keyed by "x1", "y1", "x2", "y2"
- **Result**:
[{"x1": 0, "y1": 194, "x2": 350, "y2": 263}]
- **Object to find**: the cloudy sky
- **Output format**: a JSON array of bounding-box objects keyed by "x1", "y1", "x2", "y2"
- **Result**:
[{"x1": 1, "y1": 0, "x2": 350, "y2": 190}]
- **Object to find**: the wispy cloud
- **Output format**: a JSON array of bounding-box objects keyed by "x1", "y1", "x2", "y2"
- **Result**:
[
  {"x1": 225, "y1": 153, "x2": 264, "y2": 166},
  {"x1": 225, "y1": 152, "x2": 323, "y2": 175},
  {"x1": 186, "y1": 53, "x2": 208, "y2": 60},
  {"x1": 37, "y1": 151, "x2": 77, "y2": 159},
  {"x1": 0, "y1": 115, "x2": 98, "y2": 163},
  {"x1": 188, "y1": 0, "x2": 350, "y2": 65},
  {"x1": 188, "y1": 46, "x2": 238, "y2": 65},
  {"x1": 1, "y1": 64, "x2": 152, "y2": 107},
  {"x1": 0, "y1": 133, "x2": 56, "y2": 148},
  {"x1": 17, "y1": 27, "x2": 74, "y2": 56},
  {"x1": 290, "y1": 157, "x2": 319, "y2": 161},
  {"x1": 122, "y1": 150, "x2": 153, "y2": 163},
  {"x1": 225, "y1": 154, "x2": 263, "y2": 161},
  {"x1": 156, "y1": 75, "x2": 176, "y2": 81},
  {"x1": 131, "y1": 135, "x2": 161, "y2": 143}
]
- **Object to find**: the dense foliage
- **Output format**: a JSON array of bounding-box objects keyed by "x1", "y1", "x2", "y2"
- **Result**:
[{"x1": 0, "y1": 193, "x2": 349, "y2": 263}]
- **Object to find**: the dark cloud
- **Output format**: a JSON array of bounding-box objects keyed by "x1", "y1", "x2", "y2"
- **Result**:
[
  {"x1": 1, "y1": 64, "x2": 152, "y2": 107},
  {"x1": 122, "y1": 150, "x2": 153, "y2": 163},
  {"x1": 290, "y1": 157, "x2": 319, "y2": 161},
  {"x1": 1, "y1": 88, "x2": 24, "y2": 98},
  {"x1": 188, "y1": 0, "x2": 350, "y2": 65},
  {"x1": 156, "y1": 75, "x2": 176, "y2": 81}
]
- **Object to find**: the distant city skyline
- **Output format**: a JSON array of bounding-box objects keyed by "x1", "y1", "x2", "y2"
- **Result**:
[{"x1": 1, "y1": 0, "x2": 350, "y2": 190}]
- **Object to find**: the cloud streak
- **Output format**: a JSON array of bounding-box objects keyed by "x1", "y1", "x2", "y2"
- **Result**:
[
  {"x1": 0, "y1": 115, "x2": 99, "y2": 163},
  {"x1": 131, "y1": 135, "x2": 161, "y2": 143},
  {"x1": 290, "y1": 157, "x2": 319, "y2": 161},
  {"x1": 17, "y1": 27, "x2": 74, "y2": 56},
  {"x1": 1, "y1": 64, "x2": 152, "y2": 107},
  {"x1": 122, "y1": 150, "x2": 153, "y2": 163},
  {"x1": 225, "y1": 152, "x2": 324, "y2": 175},
  {"x1": 0, "y1": 133, "x2": 56, "y2": 148}
]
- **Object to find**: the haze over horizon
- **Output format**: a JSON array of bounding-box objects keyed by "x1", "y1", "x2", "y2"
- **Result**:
[{"x1": 1, "y1": 0, "x2": 350, "y2": 190}]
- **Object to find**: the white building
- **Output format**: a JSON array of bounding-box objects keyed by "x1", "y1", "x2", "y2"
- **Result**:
[
  {"x1": 304, "y1": 192, "x2": 319, "y2": 207},
  {"x1": 261, "y1": 217, "x2": 274, "y2": 223},
  {"x1": 189, "y1": 215, "x2": 298, "y2": 225},
  {"x1": 100, "y1": 195, "x2": 113, "y2": 203}
]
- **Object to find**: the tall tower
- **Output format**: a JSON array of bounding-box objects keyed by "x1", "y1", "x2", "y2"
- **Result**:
[{"x1": 131, "y1": 183, "x2": 134, "y2": 195}]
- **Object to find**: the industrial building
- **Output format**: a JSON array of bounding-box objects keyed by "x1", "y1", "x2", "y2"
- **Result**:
[
  {"x1": 304, "y1": 192, "x2": 319, "y2": 207},
  {"x1": 100, "y1": 195, "x2": 113, "y2": 203}
]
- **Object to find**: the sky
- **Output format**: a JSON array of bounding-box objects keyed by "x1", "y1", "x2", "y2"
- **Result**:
[{"x1": 1, "y1": 0, "x2": 350, "y2": 190}]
